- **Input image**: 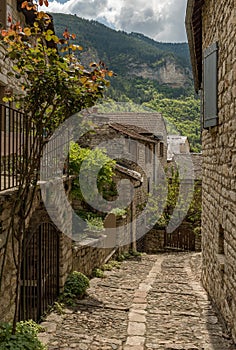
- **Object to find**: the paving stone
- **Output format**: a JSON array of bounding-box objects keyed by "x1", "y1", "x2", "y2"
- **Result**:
[
  {"x1": 38, "y1": 253, "x2": 236, "y2": 350},
  {"x1": 126, "y1": 335, "x2": 145, "y2": 345},
  {"x1": 127, "y1": 321, "x2": 146, "y2": 336}
]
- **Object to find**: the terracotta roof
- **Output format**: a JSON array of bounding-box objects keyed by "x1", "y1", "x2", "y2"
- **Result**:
[{"x1": 109, "y1": 123, "x2": 157, "y2": 143}]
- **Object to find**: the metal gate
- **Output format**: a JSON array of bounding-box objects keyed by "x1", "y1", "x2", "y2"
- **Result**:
[
  {"x1": 19, "y1": 222, "x2": 60, "y2": 321},
  {"x1": 164, "y1": 225, "x2": 195, "y2": 251}
]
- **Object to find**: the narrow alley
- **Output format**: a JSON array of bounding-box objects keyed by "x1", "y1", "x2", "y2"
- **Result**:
[{"x1": 39, "y1": 253, "x2": 236, "y2": 350}]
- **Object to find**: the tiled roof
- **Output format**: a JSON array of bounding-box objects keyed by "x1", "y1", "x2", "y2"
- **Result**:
[
  {"x1": 88, "y1": 112, "x2": 167, "y2": 143},
  {"x1": 109, "y1": 123, "x2": 157, "y2": 143},
  {"x1": 115, "y1": 163, "x2": 143, "y2": 181}
]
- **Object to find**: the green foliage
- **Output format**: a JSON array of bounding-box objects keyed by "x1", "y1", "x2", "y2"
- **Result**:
[
  {"x1": 147, "y1": 169, "x2": 202, "y2": 229},
  {"x1": 117, "y1": 250, "x2": 142, "y2": 261},
  {"x1": 144, "y1": 93, "x2": 201, "y2": 152},
  {"x1": 60, "y1": 271, "x2": 90, "y2": 305},
  {"x1": 110, "y1": 208, "x2": 127, "y2": 216},
  {"x1": 0, "y1": 6, "x2": 113, "y2": 335},
  {"x1": 69, "y1": 142, "x2": 116, "y2": 201},
  {"x1": 107, "y1": 76, "x2": 193, "y2": 103},
  {"x1": 92, "y1": 268, "x2": 105, "y2": 278},
  {"x1": 101, "y1": 260, "x2": 121, "y2": 271},
  {"x1": 92, "y1": 260, "x2": 121, "y2": 278},
  {"x1": 49, "y1": 301, "x2": 65, "y2": 315},
  {"x1": 53, "y1": 13, "x2": 191, "y2": 76},
  {"x1": 52, "y1": 14, "x2": 200, "y2": 151},
  {"x1": 85, "y1": 215, "x2": 104, "y2": 232},
  {"x1": 64, "y1": 271, "x2": 89, "y2": 297},
  {"x1": 187, "y1": 184, "x2": 202, "y2": 226},
  {"x1": 52, "y1": 14, "x2": 193, "y2": 104},
  {"x1": 0, "y1": 321, "x2": 46, "y2": 350},
  {"x1": 194, "y1": 226, "x2": 201, "y2": 236}
]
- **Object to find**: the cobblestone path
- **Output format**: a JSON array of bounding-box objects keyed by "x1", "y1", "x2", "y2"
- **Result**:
[{"x1": 39, "y1": 253, "x2": 236, "y2": 350}]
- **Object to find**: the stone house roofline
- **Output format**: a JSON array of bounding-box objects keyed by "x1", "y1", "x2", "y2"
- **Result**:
[
  {"x1": 185, "y1": 0, "x2": 204, "y2": 91},
  {"x1": 90, "y1": 112, "x2": 167, "y2": 143},
  {"x1": 167, "y1": 135, "x2": 188, "y2": 143},
  {"x1": 109, "y1": 123, "x2": 158, "y2": 144},
  {"x1": 115, "y1": 163, "x2": 143, "y2": 182}
]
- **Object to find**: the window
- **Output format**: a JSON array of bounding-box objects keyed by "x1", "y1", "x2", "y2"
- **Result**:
[
  {"x1": 203, "y1": 42, "x2": 218, "y2": 128},
  {"x1": 159, "y1": 142, "x2": 164, "y2": 157},
  {"x1": 218, "y1": 224, "x2": 225, "y2": 255},
  {"x1": 147, "y1": 177, "x2": 150, "y2": 193},
  {"x1": 129, "y1": 139, "x2": 137, "y2": 161},
  {"x1": 145, "y1": 145, "x2": 152, "y2": 164}
]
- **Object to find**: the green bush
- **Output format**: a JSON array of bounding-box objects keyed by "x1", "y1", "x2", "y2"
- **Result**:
[
  {"x1": 85, "y1": 215, "x2": 104, "y2": 232},
  {"x1": 0, "y1": 320, "x2": 46, "y2": 350},
  {"x1": 92, "y1": 268, "x2": 105, "y2": 278},
  {"x1": 110, "y1": 208, "x2": 127, "y2": 216},
  {"x1": 64, "y1": 271, "x2": 90, "y2": 298},
  {"x1": 101, "y1": 260, "x2": 121, "y2": 271}
]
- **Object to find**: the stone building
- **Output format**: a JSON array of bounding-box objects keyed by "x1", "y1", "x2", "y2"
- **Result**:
[
  {"x1": 0, "y1": 1, "x2": 25, "y2": 102},
  {"x1": 0, "y1": 1, "x2": 127, "y2": 324},
  {"x1": 186, "y1": 0, "x2": 236, "y2": 342},
  {"x1": 79, "y1": 112, "x2": 168, "y2": 250},
  {"x1": 167, "y1": 135, "x2": 190, "y2": 161}
]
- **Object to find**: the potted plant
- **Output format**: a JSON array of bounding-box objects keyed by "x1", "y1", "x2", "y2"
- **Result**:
[
  {"x1": 110, "y1": 207, "x2": 127, "y2": 219},
  {"x1": 85, "y1": 215, "x2": 105, "y2": 238}
]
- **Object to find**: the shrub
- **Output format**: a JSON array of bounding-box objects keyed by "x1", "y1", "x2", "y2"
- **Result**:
[
  {"x1": 64, "y1": 271, "x2": 90, "y2": 298},
  {"x1": 92, "y1": 268, "x2": 105, "y2": 278},
  {"x1": 85, "y1": 215, "x2": 104, "y2": 232},
  {"x1": 101, "y1": 260, "x2": 121, "y2": 271},
  {"x1": 0, "y1": 320, "x2": 46, "y2": 350},
  {"x1": 110, "y1": 208, "x2": 127, "y2": 216}
]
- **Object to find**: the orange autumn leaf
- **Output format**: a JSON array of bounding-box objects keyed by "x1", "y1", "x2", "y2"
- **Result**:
[
  {"x1": 21, "y1": 1, "x2": 28, "y2": 9},
  {"x1": 1, "y1": 30, "x2": 8, "y2": 37},
  {"x1": 71, "y1": 33, "x2": 76, "y2": 40},
  {"x1": 63, "y1": 28, "x2": 70, "y2": 40}
]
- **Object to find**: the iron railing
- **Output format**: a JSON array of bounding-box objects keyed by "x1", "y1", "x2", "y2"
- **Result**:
[{"x1": 0, "y1": 103, "x2": 69, "y2": 192}]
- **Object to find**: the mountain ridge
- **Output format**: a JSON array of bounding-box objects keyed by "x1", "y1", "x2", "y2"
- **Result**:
[{"x1": 52, "y1": 13, "x2": 193, "y2": 98}]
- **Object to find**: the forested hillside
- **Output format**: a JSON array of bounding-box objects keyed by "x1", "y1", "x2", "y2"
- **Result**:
[{"x1": 52, "y1": 13, "x2": 201, "y2": 152}]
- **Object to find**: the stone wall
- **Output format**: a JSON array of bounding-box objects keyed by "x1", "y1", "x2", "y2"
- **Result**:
[
  {"x1": 0, "y1": 178, "x2": 132, "y2": 322},
  {"x1": 72, "y1": 215, "x2": 131, "y2": 276},
  {"x1": 0, "y1": 0, "x2": 24, "y2": 98},
  {"x1": 201, "y1": 0, "x2": 236, "y2": 341},
  {"x1": 0, "y1": 178, "x2": 73, "y2": 322}
]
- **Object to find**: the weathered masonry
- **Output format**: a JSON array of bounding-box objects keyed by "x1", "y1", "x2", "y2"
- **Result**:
[{"x1": 186, "y1": 0, "x2": 236, "y2": 342}]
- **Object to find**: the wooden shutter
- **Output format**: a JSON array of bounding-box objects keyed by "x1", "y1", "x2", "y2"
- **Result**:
[{"x1": 203, "y1": 42, "x2": 218, "y2": 128}]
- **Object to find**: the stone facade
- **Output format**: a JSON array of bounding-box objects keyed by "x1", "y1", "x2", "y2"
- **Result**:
[
  {"x1": 0, "y1": 179, "x2": 73, "y2": 322},
  {"x1": 186, "y1": 0, "x2": 236, "y2": 342},
  {"x1": 0, "y1": 175, "x2": 133, "y2": 322},
  {"x1": 72, "y1": 215, "x2": 131, "y2": 276},
  {"x1": 78, "y1": 117, "x2": 168, "y2": 249},
  {"x1": 0, "y1": 0, "x2": 25, "y2": 100}
]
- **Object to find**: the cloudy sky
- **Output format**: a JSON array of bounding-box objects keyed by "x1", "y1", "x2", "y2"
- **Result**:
[{"x1": 41, "y1": 0, "x2": 188, "y2": 42}]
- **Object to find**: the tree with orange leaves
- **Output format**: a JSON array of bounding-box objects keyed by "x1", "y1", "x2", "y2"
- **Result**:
[{"x1": 0, "y1": 2, "x2": 114, "y2": 335}]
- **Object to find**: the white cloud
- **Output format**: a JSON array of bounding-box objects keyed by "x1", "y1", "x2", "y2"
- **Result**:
[{"x1": 41, "y1": 0, "x2": 188, "y2": 42}]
